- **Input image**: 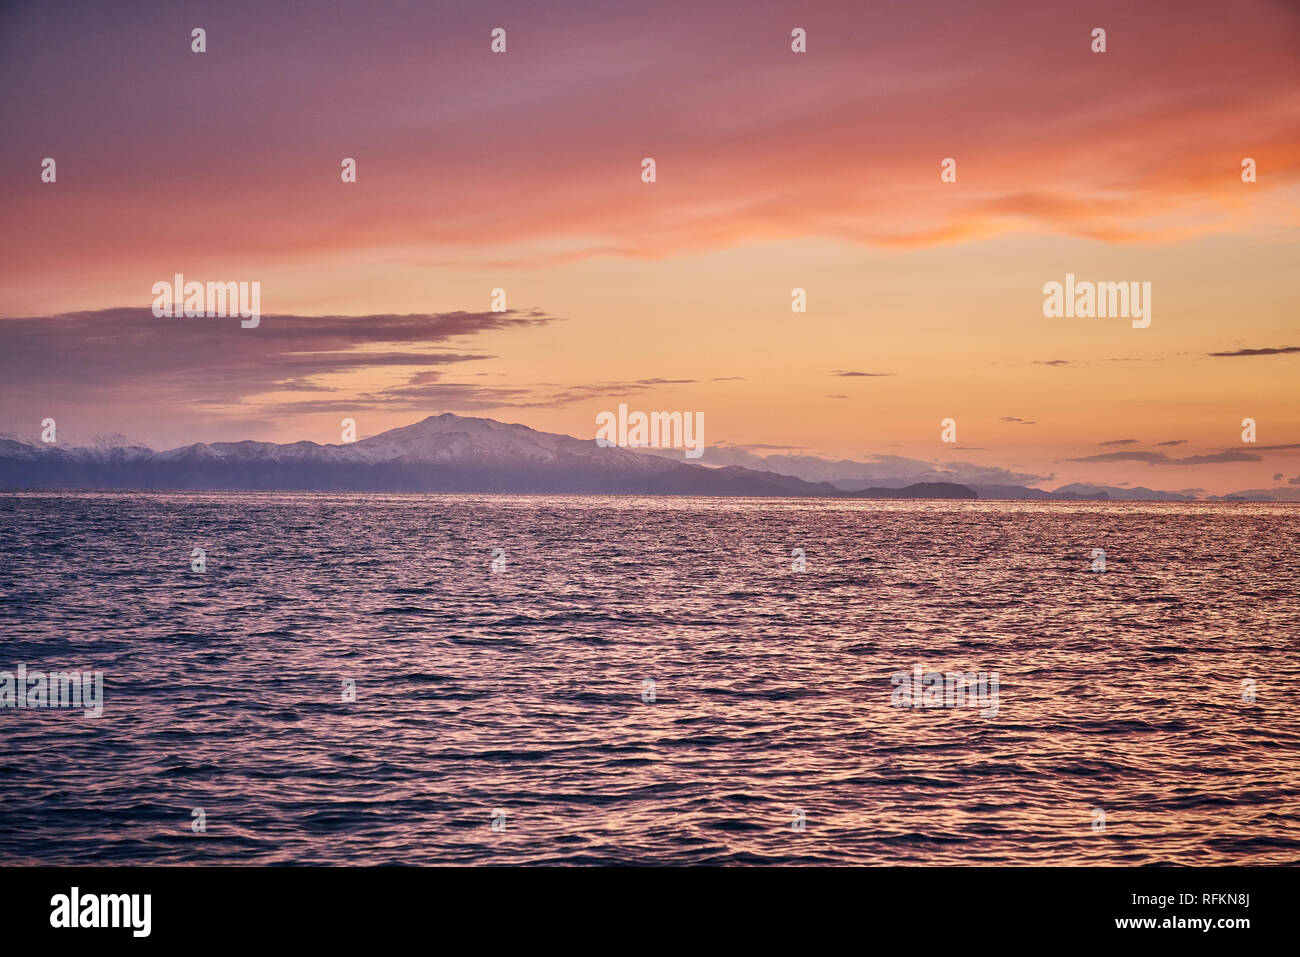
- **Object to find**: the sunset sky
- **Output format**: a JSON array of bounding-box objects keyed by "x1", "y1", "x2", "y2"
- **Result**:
[{"x1": 1, "y1": 0, "x2": 1297, "y2": 494}]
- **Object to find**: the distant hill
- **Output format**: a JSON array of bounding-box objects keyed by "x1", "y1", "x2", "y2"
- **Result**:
[
  {"x1": 842, "y1": 482, "x2": 978, "y2": 499},
  {"x1": 640, "y1": 439, "x2": 1235, "y2": 502},
  {"x1": 6, "y1": 415, "x2": 1280, "y2": 501},
  {"x1": 971, "y1": 483, "x2": 1203, "y2": 502}
]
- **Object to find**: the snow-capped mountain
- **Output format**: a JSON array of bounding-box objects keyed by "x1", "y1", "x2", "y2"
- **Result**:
[
  {"x1": 347, "y1": 413, "x2": 666, "y2": 471},
  {"x1": 0, "y1": 431, "x2": 156, "y2": 461}
]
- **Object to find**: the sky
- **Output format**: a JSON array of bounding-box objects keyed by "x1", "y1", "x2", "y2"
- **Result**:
[{"x1": 1, "y1": 0, "x2": 1298, "y2": 494}]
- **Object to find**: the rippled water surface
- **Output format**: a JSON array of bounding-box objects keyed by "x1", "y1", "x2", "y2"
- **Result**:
[{"x1": 1, "y1": 492, "x2": 1297, "y2": 865}]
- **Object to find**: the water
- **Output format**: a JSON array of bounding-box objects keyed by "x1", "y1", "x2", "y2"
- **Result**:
[{"x1": 1, "y1": 492, "x2": 1297, "y2": 865}]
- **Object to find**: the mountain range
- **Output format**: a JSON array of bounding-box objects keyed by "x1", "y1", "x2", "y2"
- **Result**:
[{"x1": 0, "y1": 414, "x2": 1294, "y2": 500}]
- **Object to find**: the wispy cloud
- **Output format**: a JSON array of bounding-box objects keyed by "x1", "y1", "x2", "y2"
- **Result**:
[
  {"x1": 0, "y1": 306, "x2": 564, "y2": 431},
  {"x1": 1208, "y1": 346, "x2": 1300, "y2": 357},
  {"x1": 1066, "y1": 451, "x2": 1168, "y2": 464},
  {"x1": 1066, "y1": 449, "x2": 1263, "y2": 465},
  {"x1": 721, "y1": 443, "x2": 807, "y2": 453},
  {"x1": 1167, "y1": 451, "x2": 1264, "y2": 465}
]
